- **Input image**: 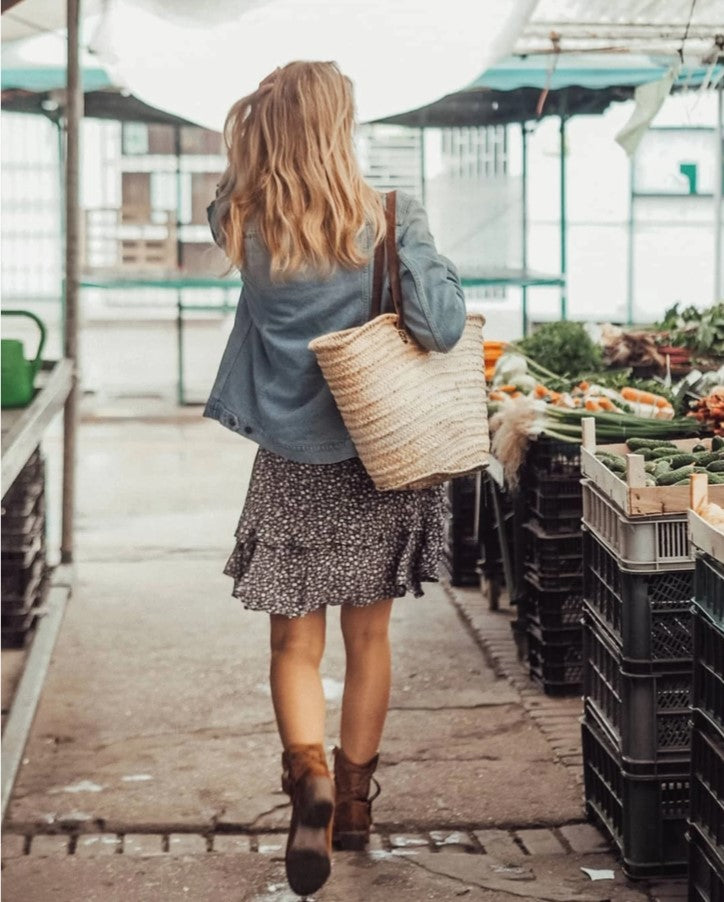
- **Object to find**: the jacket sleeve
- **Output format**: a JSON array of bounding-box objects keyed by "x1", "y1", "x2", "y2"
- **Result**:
[{"x1": 396, "y1": 194, "x2": 467, "y2": 353}]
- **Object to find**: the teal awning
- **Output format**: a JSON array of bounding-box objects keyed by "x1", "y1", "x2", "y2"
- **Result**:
[
  {"x1": 471, "y1": 54, "x2": 723, "y2": 92},
  {"x1": 1, "y1": 66, "x2": 112, "y2": 92}
]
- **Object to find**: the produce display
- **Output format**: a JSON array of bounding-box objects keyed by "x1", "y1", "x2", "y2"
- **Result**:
[
  {"x1": 488, "y1": 303, "x2": 723, "y2": 487},
  {"x1": 595, "y1": 436, "x2": 724, "y2": 486}
]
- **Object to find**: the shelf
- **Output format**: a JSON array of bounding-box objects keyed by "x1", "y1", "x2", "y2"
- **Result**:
[{"x1": 1, "y1": 359, "x2": 73, "y2": 496}]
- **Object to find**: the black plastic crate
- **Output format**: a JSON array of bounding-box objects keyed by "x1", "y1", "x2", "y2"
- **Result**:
[
  {"x1": 1, "y1": 608, "x2": 38, "y2": 649},
  {"x1": 689, "y1": 710, "x2": 724, "y2": 850},
  {"x1": 688, "y1": 822, "x2": 724, "y2": 902},
  {"x1": 527, "y1": 622, "x2": 583, "y2": 694},
  {"x1": 584, "y1": 615, "x2": 692, "y2": 761},
  {"x1": 525, "y1": 521, "x2": 583, "y2": 570},
  {"x1": 1, "y1": 535, "x2": 45, "y2": 596},
  {"x1": 525, "y1": 565, "x2": 582, "y2": 593},
  {"x1": 523, "y1": 575, "x2": 584, "y2": 628},
  {"x1": 1, "y1": 481, "x2": 44, "y2": 522},
  {"x1": 582, "y1": 718, "x2": 689, "y2": 878},
  {"x1": 528, "y1": 486, "x2": 582, "y2": 521},
  {"x1": 527, "y1": 438, "x2": 581, "y2": 478},
  {"x1": 1, "y1": 532, "x2": 44, "y2": 571},
  {"x1": 1, "y1": 555, "x2": 46, "y2": 612},
  {"x1": 1, "y1": 508, "x2": 45, "y2": 554},
  {"x1": 583, "y1": 531, "x2": 694, "y2": 663},
  {"x1": 694, "y1": 553, "x2": 724, "y2": 630},
  {"x1": 692, "y1": 607, "x2": 724, "y2": 741}
]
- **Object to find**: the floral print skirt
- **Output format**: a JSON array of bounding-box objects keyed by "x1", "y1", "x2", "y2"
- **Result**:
[{"x1": 223, "y1": 448, "x2": 446, "y2": 618}]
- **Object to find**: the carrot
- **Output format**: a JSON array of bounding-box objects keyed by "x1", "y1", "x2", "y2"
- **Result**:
[
  {"x1": 578, "y1": 381, "x2": 590, "y2": 391},
  {"x1": 585, "y1": 398, "x2": 602, "y2": 411},
  {"x1": 621, "y1": 387, "x2": 670, "y2": 407},
  {"x1": 597, "y1": 397, "x2": 616, "y2": 411},
  {"x1": 499, "y1": 385, "x2": 518, "y2": 393},
  {"x1": 534, "y1": 385, "x2": 549, "y2": 398}
]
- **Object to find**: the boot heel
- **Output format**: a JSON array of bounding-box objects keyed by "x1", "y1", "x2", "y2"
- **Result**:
[
  {"x1": 333, "y1": 830, "x2": 367, "y2": 852},
  {"x1": 299, "y1": 775, "x2": 334, "y2": 828}
]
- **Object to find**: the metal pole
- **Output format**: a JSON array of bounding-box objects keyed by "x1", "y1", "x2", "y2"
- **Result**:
[
  {"x1": 174, "y1": 125, "x2": 186, "y2": 405},
  {"x1": 559, "y1": 99, "x2": 567, "y2": 321},
  {"x1": 715, "y1": 80, "x2": 723, "y2": 302},
  {"x1": 60, "y1": 0, "x2": 81, "y2": 564},
  {"x1": 626, "y1": 155, "x2": 636, "y2": 325},
  {"x1": 521, "y1": 121, "x2": 529, "y2": 336}
]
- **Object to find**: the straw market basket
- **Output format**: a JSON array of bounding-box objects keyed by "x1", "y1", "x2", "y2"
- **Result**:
[{"x1": 309, "y1": 312, "x2": 489, "y2": 491}]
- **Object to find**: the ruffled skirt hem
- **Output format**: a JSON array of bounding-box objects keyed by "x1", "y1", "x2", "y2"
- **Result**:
[{"x1": 223, "y1": 528, "x2": 441, "y2": 618}]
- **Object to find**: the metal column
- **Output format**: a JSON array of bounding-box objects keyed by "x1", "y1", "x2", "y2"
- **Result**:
[
  {"x1": 559, "y1": 99, "x2": 568, "y2": 321},
  {"x1": 715, "y1": 79, "x2": 723, "y2": 303},
  {"x1": 521, "y1": 121, "x2": 529, "y2": 336},
  {"x1": 61, "y1": 0, "x2": 81, "y2": 564}
]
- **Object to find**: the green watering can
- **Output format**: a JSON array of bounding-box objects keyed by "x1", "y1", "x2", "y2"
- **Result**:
[{"x1": 1, "y1": 310, "x2": 46, "y2": 409}]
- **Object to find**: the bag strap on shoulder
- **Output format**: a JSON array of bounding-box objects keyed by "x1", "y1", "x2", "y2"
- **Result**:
[{"x1": 370, "y1": 191, "x2": 405, "y2": 330}]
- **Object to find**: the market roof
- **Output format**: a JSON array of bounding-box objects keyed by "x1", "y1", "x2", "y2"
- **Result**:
[{"x1": 377, "y1": 54, "x2": 723, "y2": 127}]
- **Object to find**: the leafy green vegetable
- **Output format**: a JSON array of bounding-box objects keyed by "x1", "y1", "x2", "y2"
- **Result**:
[
  {"x1": 517, "y1": 322, "x2": 601, "y2": 377},
  {"x1": 656, "y1": 302, "x2": 724, "y2": 357}
]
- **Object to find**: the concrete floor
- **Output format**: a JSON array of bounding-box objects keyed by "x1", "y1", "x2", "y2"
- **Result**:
[{"x1": 0, "y1": 413, "x2": 674, "y2": 900}]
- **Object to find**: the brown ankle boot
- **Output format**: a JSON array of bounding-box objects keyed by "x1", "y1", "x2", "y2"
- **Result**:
[
  {"x1": 332, "y1": 746, "x2": 381, "y2": 851},
  {"x1": 281, "y1": 743, "x2": 334, "y2": 897}
]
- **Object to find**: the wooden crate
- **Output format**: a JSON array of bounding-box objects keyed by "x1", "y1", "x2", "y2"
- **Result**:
[
  {"x1": 689, "y1": 475, "x2": 724, "y2": 565},
  {"x1": 580, "y1": 420, "x2": 724, "y2": 518}
]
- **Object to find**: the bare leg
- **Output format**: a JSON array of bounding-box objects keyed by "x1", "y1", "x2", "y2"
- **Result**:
[
  {"x1": 270, "y1": 607, "x2": 327, "y2": 748},
  {"x1": 339, "y1": 599, "x2": 394, "y2": 763}
]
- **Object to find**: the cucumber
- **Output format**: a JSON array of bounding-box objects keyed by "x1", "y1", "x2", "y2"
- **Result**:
[
  {"x1": 644, "y1": 462, "x2": 657, "y2": 474},
  {"x1": 669, "y1": 454, "x2": 696, "y2": 469},
  {"x1": 694, "y1": 452, "x2": 720, "y2": 467},
  {"x1": 707, "y1": 460, "x2": 724, "y2": 472},
  {"x1": 626, "y1": 438, "x2": 678, "y2": 451},
  {"x1": 673, "y1": 478, "x2": 691, "y2": 485},
  {"x1": 653, "y1": 460, "x2": 672, "y2": 478},
  {"x1": 656, "y1": 465, "x2": 695, "y2": 485},
  {"x1": 693, "y1": 443, "x2": 707, "y2": 453},
  {"x1": 650, "y1": 447, "x2": 678, "y2": 459},
  {"x1": 712, "y1": 436, "x2": 724, "y2": 451},
  {"x1": 708, "y1": 473, "x2": 724, "y2": 484}
]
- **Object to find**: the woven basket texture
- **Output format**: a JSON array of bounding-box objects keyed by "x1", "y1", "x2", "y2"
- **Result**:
[{"x1": 309, "y1": 312, "x2": 489, "y2": 490}]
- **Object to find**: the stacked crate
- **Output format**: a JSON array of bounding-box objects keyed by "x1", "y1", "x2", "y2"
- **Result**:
[
  {"x1": 522, "y1": 439, "x2": 585, "y2": 694},
  {"x1": 2, "y1": 448, "x2": 48, "y2": 647},
  {"x1": 579, "y1": 473, "x2": 695, "y2": 878},
  {"x1": 444, "y1": 474, "x2": 479, "y2": 587},
  {"x1": 687, "y1": 504, "x2": 724, "y2": 902}
]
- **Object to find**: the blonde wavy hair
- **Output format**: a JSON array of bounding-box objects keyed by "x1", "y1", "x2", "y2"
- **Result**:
[{"x1": 215, "y1": 60, "x2": 386, "y2": 279}]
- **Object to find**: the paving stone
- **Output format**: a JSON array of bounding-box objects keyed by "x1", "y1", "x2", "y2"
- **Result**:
[
  {"x1": 74, "y1": 834, "x2": 121, "y2": 856},
  {"x1": 389, "y1": 833, "x2": 429, "y2": 849},
  {"x1": 472, "y1": 829, "x2": 524, "y2": 862},
  {"x1": 123, "y1": 834, "x2": 164, "y2": 856},
  {"x1": 1, "y1": 834, "x2": 26, "y2": 858},
  {"x1": 366, "y1": 832, "x2": 384, "y2": 852},
  {"x1": 515, "y1": 828, "x2": 566, "y2": 856},
  {"x1": 168, "y1": 834, "x2": 208, "y2": 855},
  {"x1": 28, "y1": 834, "x2": 70, "y2": 857},
  {"x1": 429, "y1": 830, "x2": 475, "y2": 851},
  {"x1": 256, "y1": 834, "x2": 285, "y2": 855},
  {"x1": 211, "y1": 834, "x2": 252, "y2": 853},
  {"x1": 649, "y1": 880, "x2": 688, "y2": 900},
  {"x1": 559, "y1": 823, "x2": 611, "y2": 854}
]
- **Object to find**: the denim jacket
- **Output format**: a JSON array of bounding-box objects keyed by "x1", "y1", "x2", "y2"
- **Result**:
[{"x1": 203, "y1": 191, "x2": 467, "y2": 463}]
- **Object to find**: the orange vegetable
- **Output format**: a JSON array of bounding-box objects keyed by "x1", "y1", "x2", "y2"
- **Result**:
[
  {"x1": 621, "y1": 387, "x2": 669, "y2": 407},
  {"x1": 585, "y1": 398, "x2": 602, "y2": 411}
]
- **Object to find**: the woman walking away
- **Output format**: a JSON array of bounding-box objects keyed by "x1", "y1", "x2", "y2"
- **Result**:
[{"x1": 205, "y1": 60, "x2": 466, "y2": 898}]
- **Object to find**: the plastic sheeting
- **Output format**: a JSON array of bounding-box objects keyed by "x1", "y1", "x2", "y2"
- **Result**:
[{"x1": 90, "y1": 0, "x2": 538, "y2": 128}]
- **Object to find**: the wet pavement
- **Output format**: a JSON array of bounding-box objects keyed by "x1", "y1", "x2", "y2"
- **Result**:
[{"x1": 1, "y1": 413, "x2": 684, "y2": 900}]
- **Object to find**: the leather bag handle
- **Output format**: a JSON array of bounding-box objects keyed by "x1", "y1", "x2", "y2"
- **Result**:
[{"x1": 370, "y1": 191, "x2": 405, "y2": 331}]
